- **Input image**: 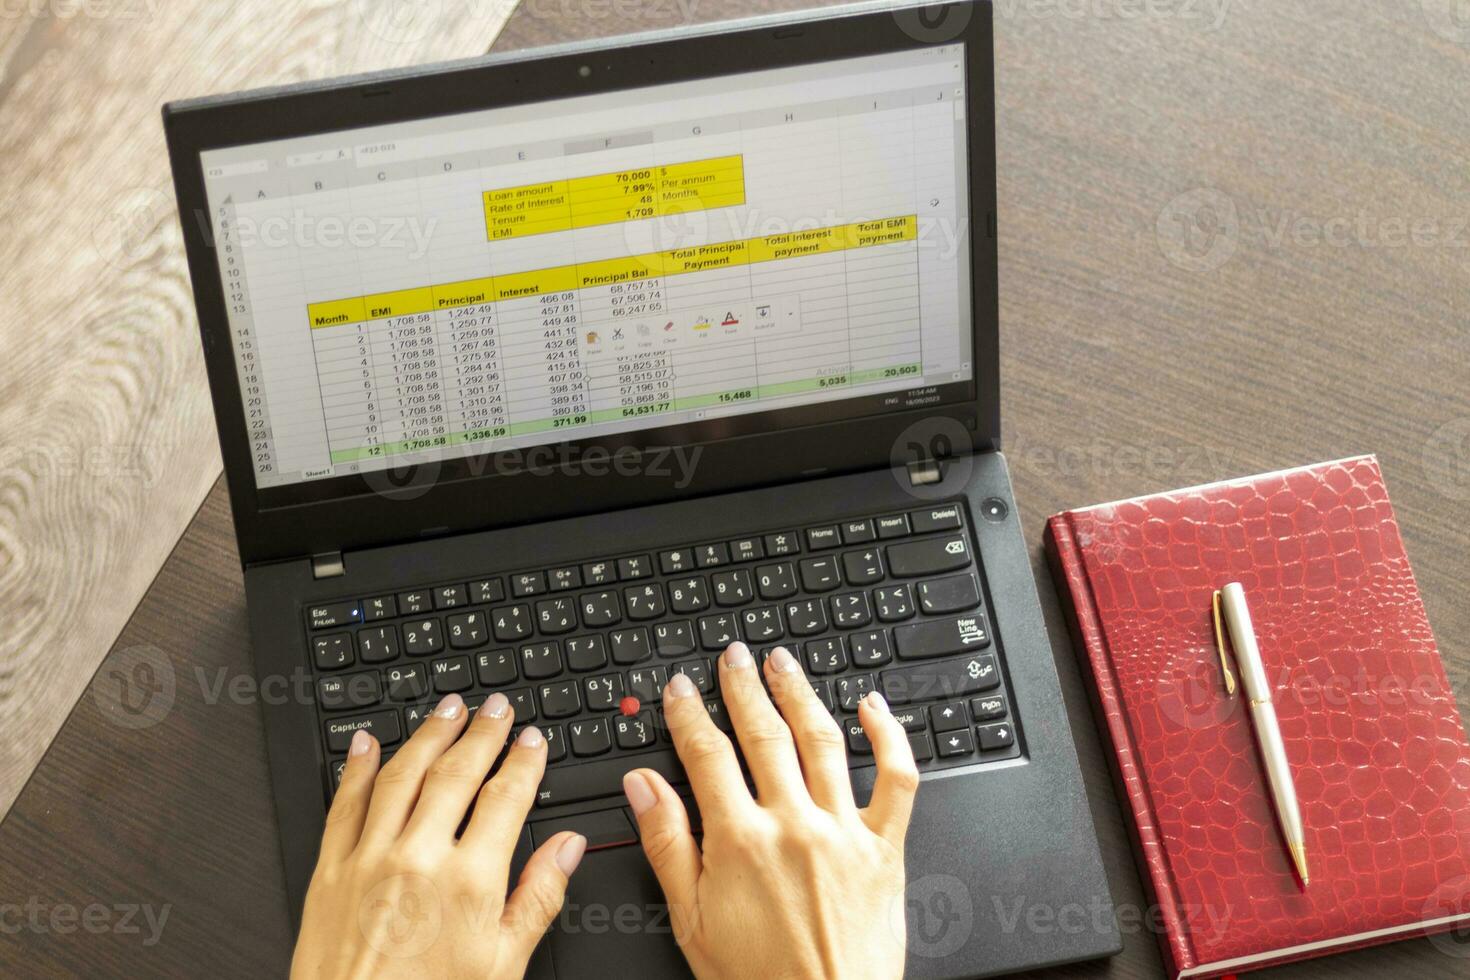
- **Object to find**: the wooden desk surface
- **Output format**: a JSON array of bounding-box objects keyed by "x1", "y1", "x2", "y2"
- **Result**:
[
  {"x1": 0, "y1": 0, "x2": 517, "y2": 821},
  {"x1": 2, "y1": 1, "x2": 1466, "y2": 976}
]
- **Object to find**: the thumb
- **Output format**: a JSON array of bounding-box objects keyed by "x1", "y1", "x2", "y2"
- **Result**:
[
  {"x1": 500, "y1": 831, "x2": 584, "y2": 963},
  {"x1": 624, "y1": 769, "x2": 701, "y2": 917}
]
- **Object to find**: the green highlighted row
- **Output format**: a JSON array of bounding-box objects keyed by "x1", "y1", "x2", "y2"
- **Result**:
[{"x1": 327, "y1": 363, "x2": 921, "y2": 463}]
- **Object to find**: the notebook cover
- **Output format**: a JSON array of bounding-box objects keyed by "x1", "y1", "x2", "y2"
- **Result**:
[{"x1": 1044, "y1": 455, "x2": 1470, "y2": 978}]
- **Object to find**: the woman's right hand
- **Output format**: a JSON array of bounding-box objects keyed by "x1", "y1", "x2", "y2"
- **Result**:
[{"x1": 622, "y1": 642, "x2": 919, "y2": 980}]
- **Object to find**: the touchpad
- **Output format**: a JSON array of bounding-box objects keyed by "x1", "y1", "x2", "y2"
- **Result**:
[{"x1": 546, "y1": 844, "x2": 690, "y2": 978}]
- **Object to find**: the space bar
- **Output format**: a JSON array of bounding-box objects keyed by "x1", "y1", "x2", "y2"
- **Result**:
[{"x1": 536, "y1": 751, "x2": 687, "y2": 808}]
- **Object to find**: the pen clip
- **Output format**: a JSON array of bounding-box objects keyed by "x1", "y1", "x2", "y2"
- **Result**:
[{"x1": 1212, "y1": 589, "x2": 1238, "y2": 697}]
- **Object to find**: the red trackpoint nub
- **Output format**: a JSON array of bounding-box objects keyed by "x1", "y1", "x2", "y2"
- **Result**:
[{"x1": 620, "y1": 696, "x2": 640, "y2": 717}]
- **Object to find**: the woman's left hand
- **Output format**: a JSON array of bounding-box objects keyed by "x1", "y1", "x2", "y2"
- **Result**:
[{"x1": 290, "y1": 692, "x2": 586, "y2": 979}]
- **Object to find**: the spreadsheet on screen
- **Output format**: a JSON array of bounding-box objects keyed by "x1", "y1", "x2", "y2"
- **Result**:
[{"x1": 200, "y1": 46, "x2": 975, "y2": 488}]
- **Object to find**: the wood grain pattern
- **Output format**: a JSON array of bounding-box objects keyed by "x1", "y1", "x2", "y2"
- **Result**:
[
  {"x1": 1, "y1": 1, "x2": 1467, "y2": 977},
  {"x1": 0, "y1": 0, "x2": 518, "y2": 819}
]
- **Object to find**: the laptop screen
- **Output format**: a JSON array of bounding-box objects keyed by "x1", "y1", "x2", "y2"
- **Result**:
[{"x1": 199, "y1": 46, "x2": 974, "y2": 490}]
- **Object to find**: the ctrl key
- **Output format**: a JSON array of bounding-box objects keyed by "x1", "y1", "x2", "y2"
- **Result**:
[{"x1": 325, "y1": 711, "x2": 401, "y2": 754}]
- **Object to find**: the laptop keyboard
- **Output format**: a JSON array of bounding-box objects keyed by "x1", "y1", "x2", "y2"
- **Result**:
[{"x1": 307, "y1": 500, "x2": 1021, "y2": 819}]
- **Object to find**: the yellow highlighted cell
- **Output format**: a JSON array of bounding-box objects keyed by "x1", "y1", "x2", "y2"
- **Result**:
[
  {"x1": 433, "y1": 277, "x2": 496, "y2": 309},
  {"x1": 483, "y1": 180, "x2": 568, "y2": 204},
  {"x1": 847, "y1": 215, "x2": 917, "y2": 248},
  {"x1": 310, "y1": 214, "x2": 917, "y2": 327},
  {"x1": 361, "y1": 286, "x2": 434, "y2": 320},
  {"x1": 749, "y1": 225, "x2": 843, "y2": 263},
  {"x1": 484, "y1": 181, "x2": 572, "y2": 239},
  {"x1": 662, "y1": 240, "x2": 750, "y2": 275},
  {"x1": 489, "y1": 216, "x2": 574, "y2": 240},
  {"x1": 658, "y1": 155, "x2": 742, "y2": 181},
  {"x1": 577, "y1": 253, "x2": 665, "y2": 288},
  {"x1": 308, "y1": 296, "x2": 366, "y2": 328},
  {"x1": 492, "y1": 265, "x2": 578, "y2": 301},
  {"x1": 483, "y1": 155, "x2": 746, "y2": 242}
]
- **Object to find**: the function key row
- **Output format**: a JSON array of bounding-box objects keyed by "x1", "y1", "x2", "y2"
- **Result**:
[{"x1": 308, "y1": 505, "x2": 967, "y2": 630}]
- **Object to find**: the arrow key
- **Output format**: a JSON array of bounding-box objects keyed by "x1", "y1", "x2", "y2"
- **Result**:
[
  {"x1": 931, "y1": 700, "x2": 969, "y2": 732},
  {"x1": 936, "y1": 727, "x2": 975, "y2": 758},
  {"x1": 976, "y1": 722, "x2": 1015, "y2": 751}
]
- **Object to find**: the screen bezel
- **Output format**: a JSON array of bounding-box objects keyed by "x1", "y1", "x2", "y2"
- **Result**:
[{"x1": 163, "y1": 0, "x2": 998, "y2": 566}]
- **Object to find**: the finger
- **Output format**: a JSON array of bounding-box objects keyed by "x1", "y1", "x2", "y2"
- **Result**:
[
  {"x1": 500, "y1": 831, "x2": 585, "y2": 964},
  {"x1": 858, "y1": 692, "x2": 919, "y2": 844},
  {"x1": 624, "y1": 768, "x2": 701, "y2": 915},
  {"x1": 717, "y1": 643, "x2": 805, "y2": 805},
  {"x1": 360, "y1": 693, "x2": 469, "y2": 846},
  {"x1": 662, "y1": 670, "x2": 755, "y2": 820},
  {"x1": 765, "y1": 646, "x2": 855, "y2": 813},
  {"x1": 401, "y1": 691, "x2": 514, "y2": 844},
  {"x1": 460, "y1": 725, "x2": 548, "y2": 868},
  {"x1": 319, "y1": 729, "x2": 381, "y2": 864}
]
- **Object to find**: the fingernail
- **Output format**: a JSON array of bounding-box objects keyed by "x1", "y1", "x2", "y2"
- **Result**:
[
  {"x1": 723, "y1": 642, "x2": 753, "y2": 669},
  {"x1": 349, "y1": 729, "x2": 373, "y2": 757},
  {"x1": 516, "y1": 725, "x2": 544, "y2": 748},
  {"x1": 864, "y1": 691, "x2": 889, "y2": 713},
  {"x1": 623, "y1": 771, "x2": 657, "y2": 816},
  {"x1": 433, "y1": 693, "x2": 464, "y2": 719},
  {"x1": 665, "y1": 671, "x2": 697, "y2": 699},
  {"x1": 555, "y1": 834, "x2": 588, "y2": 877},
  {"x1": 481, "y1": 692, "x2": 510, "y2": 719},
  {"x1": 767, "y1": 646, "x2": 800, "y2": 674}
]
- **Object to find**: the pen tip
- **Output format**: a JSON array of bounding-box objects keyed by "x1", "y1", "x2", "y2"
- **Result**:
[{"x1": 1289, "y1": 841, "x2": 1310, "y2": 885}]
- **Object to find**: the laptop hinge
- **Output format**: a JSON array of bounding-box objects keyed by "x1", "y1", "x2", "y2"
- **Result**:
[
  {"x1": 311, "y1": 551, "x2": 345, "y2": 579},
  {"x1": 906, "y1": 458, "x2": 943, "y2": 487}
]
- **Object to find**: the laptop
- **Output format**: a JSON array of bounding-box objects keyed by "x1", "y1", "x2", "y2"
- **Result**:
[{"x1": 162, "y1": 2, "x2": 1119, "y2": 976}]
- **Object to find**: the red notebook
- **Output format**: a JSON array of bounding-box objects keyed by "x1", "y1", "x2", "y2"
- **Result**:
[{"x1": 1045, "y1": 456, "x2": 1470, "y2": 978}]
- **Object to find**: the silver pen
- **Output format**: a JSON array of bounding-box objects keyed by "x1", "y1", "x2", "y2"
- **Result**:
[{"x1": 1213, "y1": 582, "x2": 1310, "y2": 886}]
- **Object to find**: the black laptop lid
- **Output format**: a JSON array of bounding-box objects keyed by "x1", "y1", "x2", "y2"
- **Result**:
[{"x1": 163, "y1": 0, "x2": 998, "y2": 565}]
